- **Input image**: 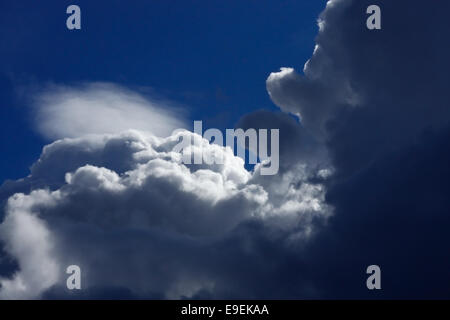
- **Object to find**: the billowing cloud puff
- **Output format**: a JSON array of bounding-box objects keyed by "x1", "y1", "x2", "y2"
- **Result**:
[{"x1": 0, "y1": 129, "x2": 332, "y2": 299}]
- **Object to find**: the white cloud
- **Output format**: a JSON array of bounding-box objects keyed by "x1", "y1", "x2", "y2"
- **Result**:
[
  {"x1": 0, "y1": 191, "x2": 60, "y2": 299},
  {"x1": 0, "y1": 129, "x2": 332, "y2": 299},
  {"x1": 32, "y1": 82, "x2": 187, "y2": 140}
]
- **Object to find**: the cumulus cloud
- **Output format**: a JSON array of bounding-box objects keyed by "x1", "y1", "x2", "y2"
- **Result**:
[
  {"x1": 32, "y1": 82, "x2": 187, "y2": 140},
  {"x1": 0, "y1": 129, "x2": 332, "y2": 299}
]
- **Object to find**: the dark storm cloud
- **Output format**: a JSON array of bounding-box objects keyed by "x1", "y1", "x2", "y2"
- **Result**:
[
  {"x1": 299, "y1": 126, "x2": 450, "y2": 298},
  {"x1": 268, "y1": 0, "x2": 450, "y2": 176},
  {"x1": 236, "y1": 110, "x2": 329, "y2": 173},
  {"x1": 262, "y1": 0, "x2": 450, "y2": 298}
]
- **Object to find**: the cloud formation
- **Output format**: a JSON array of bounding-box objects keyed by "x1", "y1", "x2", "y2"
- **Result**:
[
  {"x1": 0, "y1": 129, "x2": 331, "y2": 299},
  {"x1": 32, "y1": 82, "x2": 187, "y2": 140},
  {"x1": 262, "y1": 0, "x2": 450, "y2": 298},
  {"x1": 2, "y1": 0, "x2": 450, "y2": 299},
  {"x1": 267, "y1": 0, "x2": 450, "y2": 175}
]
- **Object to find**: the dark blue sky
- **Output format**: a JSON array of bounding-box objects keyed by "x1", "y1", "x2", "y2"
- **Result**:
[{"x1": 0, "y1": 0, "x2": 326, "y2": 183}]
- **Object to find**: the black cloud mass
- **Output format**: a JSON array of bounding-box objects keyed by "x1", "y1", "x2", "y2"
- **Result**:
[{"x1": 1, "y1": 0, "x2": 450, "y2": 299}]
